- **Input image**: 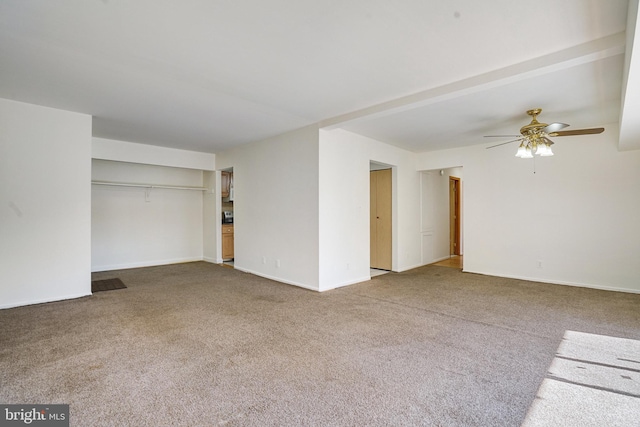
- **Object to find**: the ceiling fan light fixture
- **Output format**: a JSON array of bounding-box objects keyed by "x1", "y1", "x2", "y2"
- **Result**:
[
  {"x1": 518, "y1": 144, "x2": 533, "y2": 158},
  {"x1": 540, "y1": 144, "x2": 554, "y2": 156},
  {"x1": 536, "y1": 142, "x2": 553, "y2": 157}
]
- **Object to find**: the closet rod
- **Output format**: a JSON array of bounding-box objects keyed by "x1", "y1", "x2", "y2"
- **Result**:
[{"x1": 91, "y1": 180, "x2": 207, "y2": 191}]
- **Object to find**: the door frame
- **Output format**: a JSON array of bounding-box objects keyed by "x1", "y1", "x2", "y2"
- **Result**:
[
  {"x1": 370, "y1": 161, "x2": 395, "y2": 271},
  {"x1": 449, "y1": 176, "x2": 461, "y2": 256}
]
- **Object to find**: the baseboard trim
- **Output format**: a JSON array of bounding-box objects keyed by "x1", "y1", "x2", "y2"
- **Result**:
[
  {"x1": 0, "y1": 292, "x2": 91, "y2": 310},
  {"x1": 233, "y1": 266, "x2": 320, "y2": 292},
  {"x1": 463, "y1": 269, "x2": 640, "y2": 295},
  {"x1": 397, "y1": 262, "x2": 428, "y2": 273},
  {"x1": 91, "y1": 257, "x2": 204, "y2": 272},
  {"x1": 319, "y1": 275, "x2": 372, "y2": 292}
]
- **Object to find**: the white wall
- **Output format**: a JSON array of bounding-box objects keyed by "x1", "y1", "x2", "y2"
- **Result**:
[
  {"x1": 416, "y1": 125, "x2": 640, "y2": 293},
  {"x1": 0, "y1": 98, "x2": 92, "y2": 309},
  {"x1": 318, "y1": 129, "x2": 421, "y2": 291},
  {"x1": 91, "y1": 160, "x2": 205, "y2": 271},
  {"x1": 202, "y1": 170, "x2": 220, "y2": 263},
  {"x1": 216, "y1": 126, "x2": 321, "y2": 290},
  {"x1": 318, "y1": 131, "x2": 372, "y2": 290},
  {"x1": 93, "y1": 137, "x2": 215, "y2": 171}
]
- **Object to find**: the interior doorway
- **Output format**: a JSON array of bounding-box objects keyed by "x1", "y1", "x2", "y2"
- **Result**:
[
  {"x1": 221, "y1": 167, "x2": 234, "y2": 267},
  {"x1": 420, "y1": 167, "x2": 463, "y2": 266},
  {"x1": 370, "y1": 165, "x2": 392, "y2": 271},
  {"x1": 449, "y1": 176, "x2": 461, "y2": 256}
]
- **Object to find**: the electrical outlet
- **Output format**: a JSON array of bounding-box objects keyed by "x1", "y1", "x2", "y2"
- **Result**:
[
  {"x1": 262, "y1": 256, "x2": 266, "y2": 264},
  {"x1": 537, "y1": 260, "x2": 543, "y2": 268},
  {"x1": 276, "y1": 259, "x2": 281, "y2": 268}
]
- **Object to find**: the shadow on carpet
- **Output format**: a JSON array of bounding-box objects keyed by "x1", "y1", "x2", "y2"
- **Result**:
[{"x1": 91, "y1": 278, "x2": 127, "y2": 293}]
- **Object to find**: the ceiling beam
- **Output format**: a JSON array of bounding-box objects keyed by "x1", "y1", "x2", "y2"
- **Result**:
[{"x1": 320, "y1": 32, "x2": 626, "y2": 130}]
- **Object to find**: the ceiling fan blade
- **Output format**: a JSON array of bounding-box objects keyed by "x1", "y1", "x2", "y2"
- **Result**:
[
  {"x1": 484, "y1": 135, "x2": 521, "y2": 138},
  {"x1": 548, "y1": 127, "x2": 604, "y2": 137},
  {"x1": 486, "y1": 138, "x2": 523, "y2": 149},
  {"x1": 543, "y1": 122, "x2": 569, "y2": 133}
]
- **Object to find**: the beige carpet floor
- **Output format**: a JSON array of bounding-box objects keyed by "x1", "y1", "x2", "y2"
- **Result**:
[{"x1": 1, "y1": 262, "x2": 638, "y2": 426}]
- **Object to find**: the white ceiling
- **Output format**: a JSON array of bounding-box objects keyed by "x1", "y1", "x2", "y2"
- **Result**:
[{"x1": 1, "y1": 0, "x2": 637, "y2": 153}]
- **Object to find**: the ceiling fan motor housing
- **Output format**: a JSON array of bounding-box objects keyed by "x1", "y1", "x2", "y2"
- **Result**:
[{"x1": 519, "y1": 108, "x2": 548, "y2": 136}]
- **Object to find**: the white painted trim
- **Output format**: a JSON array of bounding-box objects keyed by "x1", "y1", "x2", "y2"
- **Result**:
[
  {"x1": 430, "y1": 255, "x2": 453, "y2": 265},
  {"x1": 396, "y1": 262, "x2": 428, "y2": 273},
  {"x1": 393, "y1": 256, "x2": 459, "y2": 273},
  {"x1": 0, "y1": 292, "x2": 91, "y2": 310},
  {"x1": 319, "y1": 275, "x2": 372, "y2": 292},
  {"x1": 91, "y1": 257, "x2": 203, "y2": 272},
  {"x1": 233, "y1": 266, "x2": 319, "y2": 292},
  {"x1": 463, "y1": 269, "x2": 640, "y2": 295},
  {"x1": 203, "y1": 256, "x2": 219, "y2": 264}
]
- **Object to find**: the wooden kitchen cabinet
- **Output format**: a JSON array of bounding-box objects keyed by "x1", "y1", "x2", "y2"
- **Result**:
[
  {"x1": 221, "y1": 171, "x2": 231, "y2": 198},
  {"x1": 222, "y1": 224, "x2": 234, "y2": 260}
]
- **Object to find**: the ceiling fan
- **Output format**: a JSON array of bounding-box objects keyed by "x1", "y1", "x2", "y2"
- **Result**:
[{"x1": 485, "y1": 109, "x2": 604, "y2": 158}]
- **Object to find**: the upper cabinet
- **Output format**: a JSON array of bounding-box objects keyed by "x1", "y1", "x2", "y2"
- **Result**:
[{"x1": 221, "y1": 171, "x2": 231, "y2": 198}]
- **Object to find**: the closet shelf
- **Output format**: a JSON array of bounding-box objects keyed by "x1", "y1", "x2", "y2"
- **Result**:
[{"x1": 91, "y1": 180, "x2": 208, "y2": 191}]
